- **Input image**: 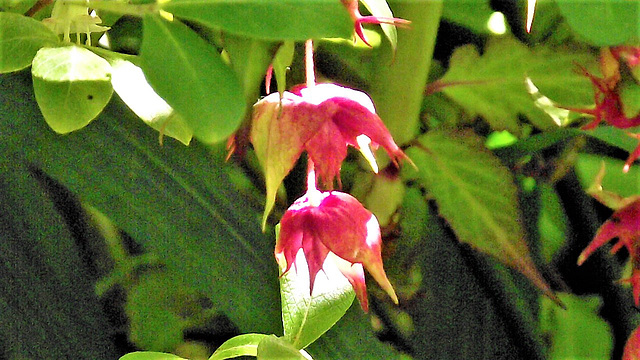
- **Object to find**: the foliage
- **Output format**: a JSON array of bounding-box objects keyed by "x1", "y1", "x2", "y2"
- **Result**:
[{"x1": 2, "y1": 1, "x2": 640, "y2": 360}]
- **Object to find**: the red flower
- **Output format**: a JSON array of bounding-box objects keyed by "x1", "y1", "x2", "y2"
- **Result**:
[
  {"x1": 251, "y1": 83, "x2": 408, "y2": 227},
  {"x1": 577, "y1": 199, "x2": 640, "y2": 306},
  {"x1": 275, "y1": 186, "x2": 398, "y2": 312},
  {"x1": 624, "y1": 324, "x2": 640, "y2": 360},
  {"x1": 340, "y1": 0, "x2": 410, "y2": 46},
  {"x1": 564, "y1": 63, "x2": 640, "y2": 172}
]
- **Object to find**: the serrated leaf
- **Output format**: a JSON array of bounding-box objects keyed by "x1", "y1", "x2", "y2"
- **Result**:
[
  {"x1": 209, "y1": 334, "x2": 267, "y2": 360},
  {"x1": 120, "y1": 352, "x2": 186, "y2": 360},
  {"x1": 31, "y1": 45, "x2": 113, "y2": 133},
  {"x1": 140, "y1": 14, "x2": 245, "y2": 144},
  {"x1": 361, "y1": 0, "x2": 398, "y2": 51},
  {"x1": 278, "y1": 225, "x2": 355, "y2": 350},
  {"x1": 405, "y1": 129, "x2": 555, "y2": 299},
  {"x1": 539, "y1": 294, "x2": 612, "y2": 359},
  {"x1": 110, "y1": 59, "x2": 192, "y2": 145},
  {"x1": 0, "y1": 12, "x2": 58, "y2": 73},
  {"x1": 257, "y1": 335, "x2": 309, "y2": 360},
  {"x1": 160, "y1": 0, "x2": 352, "y2": 41},
  {"x1": 439, "y1": 36, "x2": 594, "y2": 133},
  {"x1": 556, "y1": 0, "x2": 640, "y2": 46}
]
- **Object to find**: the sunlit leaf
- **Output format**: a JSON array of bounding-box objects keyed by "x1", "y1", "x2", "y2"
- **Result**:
[
  {"x1": 110, "y1": 59, "x2": 192, "y2": 145},
  {"x1": 160, "y1": 0, "x2": 353, "y2": 41},
  {"x1": 278, "y1": 227, "x2": 355, "y2": 350},
  {"x1": 405, "y1": 129, "x2": 555, "y2": 299},
  {"x1": 439, "y1": 36, "x2": 594, "y2": 133},
  {"x1": 209, "y1": 334, "x2": 266, "y2": 360},
  {"x1": 31, "y1": 45, "x2": 113, "y2": 133},
  {"x1": 257, "y1": 335, "x2": 310, "y2": 360},
  {"x1": 140, "y1": 14, "x2": 245, "y2": 144},
  {"x1": 0, "y1": 12, "x2": 58, "y2": 73}
]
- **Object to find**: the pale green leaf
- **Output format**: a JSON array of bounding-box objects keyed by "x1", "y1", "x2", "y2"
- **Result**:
[
  {"x1": 31, "y1": 45, "x2": 113, "y2": 133},
  {"x1": 575, "y1": 153, "x2": 640, "y2": 200},
  {"x1": 439, "y1": 36, "x2": 594, "y2": 133},
  {"x1": 209, "y1": 334, "x2": 267, "y2": 360},
  {"x1": 257, "y1": 335, "x2": 310, "y2": 360},
  {"x1": 0, "y1": 12, "x2": 58, "y2": 73},
  {"x1": 110, "y1": 59, "x2": 192, "y2": 145},
  {"x1": 160, "y1": 0, "x2": 353, "y2": 41},
  {"x1": 223, "y1": 34, "x2": 276, "y2": 103},
  {"x1": 405, "y1": 129, "x2": 554, "y2": 298},
  {"x1": 539, "y1": 294, "x2": 612, "y2": 359},
  {"x1": 361, "y1": 0, "x2": 398, "y2": 51},
  {"x1": 140, "y1": 14, "x2": 245, "y2": 144},
  {"x1": 120, "y1": 352, "x2": 187, "y2": 360},
  {"x1": 278, "y1": 226, "x2": 355, "y2": 350}
]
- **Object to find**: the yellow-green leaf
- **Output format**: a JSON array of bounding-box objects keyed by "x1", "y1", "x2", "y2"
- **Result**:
[{"x1": 31, "y1": 45, "x2": 113, "y2": 133}]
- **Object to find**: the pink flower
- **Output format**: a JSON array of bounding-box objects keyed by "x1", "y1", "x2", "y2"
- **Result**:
[
  {"x1": 578, "y1": 199, "x2": 640, "y2": 306},
  {"x1": 625, "y1": 325, "x2": 640, "y2": 360},
  {"x1": 251, "y1": 83, "x2": 408, "y2": 227},
  {"x1": 275, "y1": 187, "x2": 398, "y2": 312},
  {"x1": 340, "y1": 0, "x2": 410, "y2": 46}
]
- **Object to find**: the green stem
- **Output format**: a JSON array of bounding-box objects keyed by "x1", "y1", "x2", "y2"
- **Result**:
[{"x1": 368, "y1": 0, "x2": 443, "y2": 146}]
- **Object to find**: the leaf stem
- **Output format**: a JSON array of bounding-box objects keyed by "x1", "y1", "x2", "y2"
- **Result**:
[{"x1": 305, "y1": 39, "x2": 315, "y2": 88}]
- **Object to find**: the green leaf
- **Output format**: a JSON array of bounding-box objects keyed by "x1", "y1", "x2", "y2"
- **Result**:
[
  {"x1": 556, "y1": 0, "x2": 640, "y2": 46},
  {"x1": 224, "y1": 34, "x2": 276, "y2": 103},
  {"x1": 272, "y1": 41, "x2": 295, "y2": 96},
  {"x1": 405, "y1": 129, "x2": 555, "y2": 299},
  {"x1": 441, "y1": 0, "x2": 494, "y2": 34},
  {"x1": 0, "y1": 159, "x2": 117, "y2": 359},
  {"x1": 278, "y1": 226, "x2": 355, "y2": 350},
  {"x1": 1, "y1": 70, "x2": 283, "y2": 334},
  {"x1": 120, "y1": 352, "x2": 187, "y2": 360},
  {"x1": 160, "y1": 0, "x2": 353, "y2": 41},
  {"x1": 31, "y1": 45, "x2": 113, "y2": 133},
  {"x1": 439, "y1": 36, "x2": 594, "y2": 133},
  {"x1": 140, "y1": 14, "x2": 245, "y2": 144},
  {"x1": 110, "y1": 58, "x2": 192, "y2": 145},
  {"x1": 361, "y1": 0, "x2": 398, "y2": 51},
  {"x1": 575, "y1": 153, "x2": 640, "y2": 200},
  {"x1": 539, "y1": 294, "x2": 612, "y2": 359},
  {"x1": 0, "y1": 12, "x2": 58, "y2": 73},
  {"x1": 257, "y1": 335, "x2": 309, "y2": 360},
  {"x1": 368, "y1": 1, "x2": 442, "y2": 145},
  {"x1": 537, "y1": 183, "x2": 568, "y2": 263},
  {"x1": 619, "y1": 80, "x2": 640, "y2": 119},
  {"x1": 209, "y1": 333, "x2": 267, "y2": 360}
]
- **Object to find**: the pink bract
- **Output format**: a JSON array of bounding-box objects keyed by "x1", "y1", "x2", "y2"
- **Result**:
[
  {"x1": 275, "y1": 188, "x2": 398, "y2": 312},
  {"x1": 578, "y1": 199, "x2": 640, "y2": 306}
]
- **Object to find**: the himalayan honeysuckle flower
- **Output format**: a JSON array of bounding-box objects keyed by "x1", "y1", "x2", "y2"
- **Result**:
[
  {"x1": 43, "y1": 0, "x2": 109, "y2": 45},
  {"x1": 250, "y1": 83, "x2": 408, "y2": 228},
  {"x1": 275, "y1": 181, "x2": 398, "y2": 312},
  {"x1": 577, "y1": 199, "x2": 640, "y2": 306}
]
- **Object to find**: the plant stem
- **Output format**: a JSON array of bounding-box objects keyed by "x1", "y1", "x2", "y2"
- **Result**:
[{"x1": 305, "y1": 39, "x2": 315, "y2": 88}]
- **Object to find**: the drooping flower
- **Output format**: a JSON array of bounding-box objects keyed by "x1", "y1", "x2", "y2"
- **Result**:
[
  {"x1": 340, "y1": 0, "x2": 410, "y2": 46},
  {"x1": 250, "y1": 83, "x2": 408, "y2": 228},
  {"x1": 624, "y1": 324, "x2": 640, "y2": 360},
  {"x1": 563, "y1": 48, "x2": 640, "y2": 172},
  {"x1": 275, "y1": 184, "x2": 398, "y2": 312},
  {"x1": 577, "y1": 199, "x2": 640, "y2": 306},
  {"x1": 42, "y1": 0, "x2": 109, "y2": 45}
]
